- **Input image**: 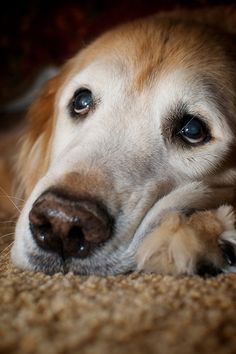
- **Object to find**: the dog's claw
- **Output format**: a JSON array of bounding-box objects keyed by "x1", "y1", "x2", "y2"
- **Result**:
[{"x1": 219, "y1": 241, "x2": 236, "y2": 266}]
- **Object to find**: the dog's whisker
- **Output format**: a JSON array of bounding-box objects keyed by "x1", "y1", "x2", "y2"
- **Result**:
[
  {"x1": 0, "y1": 232, "x2": 15, "y2": 240},
  {"x1": 0, "y1": 195, "x2": 25, "y2": 202},
  {"x1": 0, "y1": 220, "x2": 16, "y2": 224},
  {"x1": 0, "y1": 250, "x2": 12, "y2": 265},
  {"x1": 0, "y1": 241, "x2": 14, "y2": 257},
  {"x1": 0, "y1": 186, "x2": 21, "y2": 214}
]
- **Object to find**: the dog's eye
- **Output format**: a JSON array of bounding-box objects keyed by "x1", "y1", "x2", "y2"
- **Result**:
[
  {"x1": 72, "y1": 89, "x2": 93, "y2": 116},
  {"x1": 178, "y1": 115, "x2": 209, "y2": 144}
]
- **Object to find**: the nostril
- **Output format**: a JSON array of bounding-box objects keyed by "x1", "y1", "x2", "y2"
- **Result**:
[
  {"x1": 29, "y1": 220, "x2": 63, "y2": 255},
  {"x1": 66, "y1": 226, "x2": 91, "y2": 258},
  {"x1": 29, "y1": 204, "x2": 64, "y2": 255},
  {"x1": 34, "y1": 223, "x2": 51, "y2": 243}
]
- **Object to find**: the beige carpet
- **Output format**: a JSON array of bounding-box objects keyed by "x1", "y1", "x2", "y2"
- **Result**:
[{"x1": 0, "y1": 225, "x2": 236, "y2": 354}]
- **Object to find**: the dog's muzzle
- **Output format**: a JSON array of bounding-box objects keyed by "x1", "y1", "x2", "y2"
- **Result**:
[{"x1": 29, "y1": 189, "x2": 113, "y2": 259}]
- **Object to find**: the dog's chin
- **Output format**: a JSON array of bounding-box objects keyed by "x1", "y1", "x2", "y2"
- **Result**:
[
  {"x1": 13, "y1": 248, "x2": 136, "y2": 276},
  {"x1": 11, "y1": 226, "x2": 138, "y2": 275},
  {"x1": 27, "y1": 252, "x2": 64, "y2": 275}
]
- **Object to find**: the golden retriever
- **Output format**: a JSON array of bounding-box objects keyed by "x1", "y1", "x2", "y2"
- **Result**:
[{"x1": 2, "y1": 6, "x2": 236, "y2": 276}]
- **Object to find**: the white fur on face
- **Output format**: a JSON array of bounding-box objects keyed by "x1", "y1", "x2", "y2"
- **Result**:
[{"x1": 11, "y1": 54, "x2": 236, "y2": 275}]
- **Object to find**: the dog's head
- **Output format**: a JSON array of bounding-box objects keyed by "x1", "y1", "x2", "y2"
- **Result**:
[{"x1": 11, "y1": 15, "x2": 236, "y2": 275}]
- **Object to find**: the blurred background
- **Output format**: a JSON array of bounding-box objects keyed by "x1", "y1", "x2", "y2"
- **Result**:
[{"x1": 1, "y1": 0, "x2": 235, "y2": 125}]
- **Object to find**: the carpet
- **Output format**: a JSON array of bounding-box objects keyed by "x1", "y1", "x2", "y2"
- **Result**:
[{"x1": 1, "y1": 227, "x2": 236, "y2": 354}]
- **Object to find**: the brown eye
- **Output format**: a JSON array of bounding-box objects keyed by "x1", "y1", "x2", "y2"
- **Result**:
[{"x1": 72, "y1": 89, "x2": 93, "y2": 116}]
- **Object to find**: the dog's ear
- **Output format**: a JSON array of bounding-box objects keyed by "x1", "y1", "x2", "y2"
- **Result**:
[
  {"x1": 14, "y1": 59, "x2": 74, "y2": 199},
  {"x1": 14, "y1": 75, "x2": 58, "y2": 198}
]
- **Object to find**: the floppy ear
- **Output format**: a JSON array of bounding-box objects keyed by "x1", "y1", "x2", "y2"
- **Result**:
[
  {"x1": 14, "y1": 76, "x2": 57, "y2": 198},
  {"x1": 14, "y1": 59, "x2": 75, "y2": 199}
]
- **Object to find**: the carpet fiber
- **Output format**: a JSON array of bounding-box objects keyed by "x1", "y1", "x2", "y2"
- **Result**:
[{"x1": 1, "y1": 227, "x2": 236, "y2": 354}]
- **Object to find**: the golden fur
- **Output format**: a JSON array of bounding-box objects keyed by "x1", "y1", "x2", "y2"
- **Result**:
[{"x1": 137, "y1": 206, "x2": 236, "y2": 275}]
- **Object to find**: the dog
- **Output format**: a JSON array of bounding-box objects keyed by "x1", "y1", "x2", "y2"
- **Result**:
[{"x1": 2, "y1": 6, "x2": 236, "y2": 276}]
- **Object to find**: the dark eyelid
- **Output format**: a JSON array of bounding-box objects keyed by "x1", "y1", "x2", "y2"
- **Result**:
[{"x1": 161, "y1": 102, "x2": 189, "y2": 140}]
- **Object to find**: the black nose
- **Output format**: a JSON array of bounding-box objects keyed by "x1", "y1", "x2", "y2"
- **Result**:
[{"x1": 29, "y1": 190, "x2": 113, "y2": 259}]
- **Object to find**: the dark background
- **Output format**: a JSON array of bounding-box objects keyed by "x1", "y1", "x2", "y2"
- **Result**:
[{"x1": 1, "y1": 0, "x2": 235, "y2": 106}]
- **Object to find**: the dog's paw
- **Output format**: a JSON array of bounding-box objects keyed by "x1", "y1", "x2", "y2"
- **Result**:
[{"x1": 136, "y1": 205, "x2": 236, "y2": 276}]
